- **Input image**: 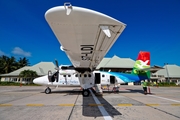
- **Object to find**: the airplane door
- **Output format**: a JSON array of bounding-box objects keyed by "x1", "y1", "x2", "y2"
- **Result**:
[
  {"x1": 110, "y1": 76, "x2": 115, "y2": 84},
  {"x1": 95, "y1": 73, "x2": 101, "y2": 84}
]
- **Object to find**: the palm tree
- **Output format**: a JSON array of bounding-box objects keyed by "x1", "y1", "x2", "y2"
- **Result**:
[
  {"x1": 19, "y1": 70, "x2": 38, "y2": 84},
  {"x1": 0, "y1": 55, "x2": 17, "y2": 74},
  {"x1": 17, "y1": 57, "x2": 30, "y2": 68}
]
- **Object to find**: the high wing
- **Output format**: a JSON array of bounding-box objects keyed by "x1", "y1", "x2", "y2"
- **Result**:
[{"x1": 45, "y1": 3, "x2": 126, "y2": 71}]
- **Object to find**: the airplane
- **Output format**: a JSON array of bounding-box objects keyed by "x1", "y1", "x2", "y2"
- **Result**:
[
  {"x1": 33, "y1": 51, "x2": 150, "y2": 97},
  {"x1": 33, "y1": 3, "x2": 150, "y2": 97}
]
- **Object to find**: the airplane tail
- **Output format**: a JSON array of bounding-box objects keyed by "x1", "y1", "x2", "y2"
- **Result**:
[{"x1": 131, "y1": 51, "x2": 150, "y2": 79}]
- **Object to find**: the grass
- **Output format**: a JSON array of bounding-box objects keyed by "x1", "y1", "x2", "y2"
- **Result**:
[
  {"x1": 148, "y1": 82, "x2": 178, "y2": 87},
  {"x1": 0, "y1": 81, "x2": 41, "y2": 86}
]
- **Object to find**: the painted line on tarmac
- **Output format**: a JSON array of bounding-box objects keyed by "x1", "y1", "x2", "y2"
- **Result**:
[
  {"x1": 149, "y1": 95, "x2": 180, "y2": 103},
  {"x1": 0, "y1": 104, "x2": 12, "y2": 107},
  {"x1": 59, "y1": 104, "x2": 74, "y2": 106},
  {"x1": 89, "y1": 89, "x2": 112, "y2": 120},
  {"x1": 26, "y1": 104, "x2": 44, "y2": 106},
  {"x1": 117, "y1": 104, "x2": 132, "y2": 106},
  {"x1": 171, "y1": 104, "x2": 180, "y2": 106},
  {"x1": 146, "y1": 104, "x2": 159, "y2": 106}
]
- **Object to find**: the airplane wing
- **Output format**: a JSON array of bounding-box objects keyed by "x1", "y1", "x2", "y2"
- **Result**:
[{"x1": 45, "y1": 4, "x2": 126, "y2": 71}]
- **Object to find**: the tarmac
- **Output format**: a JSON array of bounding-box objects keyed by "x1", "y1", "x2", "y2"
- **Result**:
[{"x1": 0, "y1": 85, "x2": 180, "y2": 120}]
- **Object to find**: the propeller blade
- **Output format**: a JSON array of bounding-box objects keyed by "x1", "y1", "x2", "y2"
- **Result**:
[
  {"x1": 55, "y1": 59, "x2": 59, "y2": 82},
  {"x1": 56, "y1": 71, "x2": 59, "y2": 82},
  {"x1": 55, "y1": 59, "x2": 59, "y2": 68}
]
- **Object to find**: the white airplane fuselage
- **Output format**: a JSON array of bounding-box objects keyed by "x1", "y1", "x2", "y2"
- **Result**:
[{"x1": 33, "y1": 70, "x2": 125, "y2": 88}]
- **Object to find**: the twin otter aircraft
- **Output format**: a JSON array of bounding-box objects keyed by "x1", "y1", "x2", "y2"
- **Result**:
[{"x1": 33, "y1": 3, "x2": 150, "y2": 97}]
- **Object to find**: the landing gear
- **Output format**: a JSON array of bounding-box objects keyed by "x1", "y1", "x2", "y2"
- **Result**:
[
  {"x1": 82, "y1": 89, "x2": 90, "y2": 97},
  {"x1": 45, "y1": 87, "x2": 51, "y2": 94}
]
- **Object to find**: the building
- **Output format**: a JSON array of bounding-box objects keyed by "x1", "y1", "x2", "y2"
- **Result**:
[
  {"x1": 152, "y1": 64, "x2": 180, "y2": 83},
  {"x1": 0, "y1": 62, "x2": 56, "y2": 84},
  {"x1": 1, "y1": 56, "x2": 180, "y2": 85},
  {"x1": 96, "y1": 55, "x2": 135, "y2": 73}
]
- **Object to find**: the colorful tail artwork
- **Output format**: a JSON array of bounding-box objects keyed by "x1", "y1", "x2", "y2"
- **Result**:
[{"x1": 131, "y1": 51, "x2": 150, "y2": 79}]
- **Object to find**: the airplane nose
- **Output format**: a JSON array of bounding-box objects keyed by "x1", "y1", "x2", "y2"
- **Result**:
[
  {"x1": 33, "y1": 76, "x2": 48, "y2": 85},
  {"x1": 33, "y1": 77, "x2": 42, "y2": 85}
]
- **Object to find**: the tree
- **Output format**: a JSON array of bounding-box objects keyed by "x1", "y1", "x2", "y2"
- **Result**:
[
  {"x1": 19, "y1": 70, "x2": 38, "y2": 78},
  {"x1": 0, "y1": 55, "x2": 17, "y2": 74},
  {"x1": 0, "y1": 55, "x2": 30, "y2": 74},
  {"x1": 17, "y1": 57, "x2": 30, "y2": 68},
  {"x1": 19, "y1": 70, "x2": 38, "y2": 84}
]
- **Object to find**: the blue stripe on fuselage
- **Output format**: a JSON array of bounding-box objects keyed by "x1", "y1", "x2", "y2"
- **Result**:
[{"x1": 101, "y1": 71, "x2": 148, "y2": 83}]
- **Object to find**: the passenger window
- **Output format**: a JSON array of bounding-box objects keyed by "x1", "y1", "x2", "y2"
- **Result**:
[
  {"x1": 88, "y1": 74, "x2": 91, "y2": 77},
  {"x1": 80, "y1": 74, "x2": 81, "y2": 77},
  {"x1": 68, "y1": 75, "x2": 71, "y2": 77},
  {"x1": 75, "y1": 74, "x2": 78, "y2": 77},
  {"x1": 63, "y1": 75, "x2": 66, "y2": 77},
  {"x1": 84, "y1": 74, "x2": 87, "y2": 77},
  {"x1": 102, "y1": 74, "x2": 105, "y2": 77}
]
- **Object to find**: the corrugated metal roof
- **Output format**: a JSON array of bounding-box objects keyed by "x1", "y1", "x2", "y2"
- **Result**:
[
  {"x1": 156, "y1": 65, "x2": 180, "y2": 78},
  {"x1": 0, "y1": 62, "x2": 56, "y2": 76},
  {"x1": 96, "y1": 55, "x2": 135, "y2": 69}
]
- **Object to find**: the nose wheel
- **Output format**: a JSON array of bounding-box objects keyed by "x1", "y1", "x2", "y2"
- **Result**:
[
  {"x1": 82, "y1": 89, "x2": 90, "y2": 97},
  {"x1": 45, "y1": 87, "x2": 51, "y2": 94}
]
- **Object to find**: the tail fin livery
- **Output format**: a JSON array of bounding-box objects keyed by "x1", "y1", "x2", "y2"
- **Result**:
[{"x1": 131, "y1": 51, "x2": 150, "y2": 79}]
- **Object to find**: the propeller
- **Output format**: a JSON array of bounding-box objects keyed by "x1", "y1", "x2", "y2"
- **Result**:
[{"x1": 55, "y1": 59, "x2": 59, "y2": 82}]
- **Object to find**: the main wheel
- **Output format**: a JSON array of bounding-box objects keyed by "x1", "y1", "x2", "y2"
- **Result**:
[
  {"x1": 82, "y1": 89, "x2": 90, "y2": 97},
  {"x1": 45, "y1": 87, "x2": 51, "y2": 94}
]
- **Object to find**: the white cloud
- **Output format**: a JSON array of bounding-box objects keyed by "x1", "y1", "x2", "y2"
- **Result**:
[
  {"x1": 0, "y1": 50, "x2": 6, "y2": 56},
  {"x1": 12, "y1": 47, "x2": 31, "y2": 57}
]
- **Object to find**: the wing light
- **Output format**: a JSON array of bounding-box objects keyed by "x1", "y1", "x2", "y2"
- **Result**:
[
  {"x1": 100, "y1": 26, "x2": 111, "y2": 38},
  {"x1": 60, "y1": 46, "x2": 69, "y2": 51}
]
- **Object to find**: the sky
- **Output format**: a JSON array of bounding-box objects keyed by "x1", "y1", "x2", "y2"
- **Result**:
[{"x1": 0, "y1": 0, "x2": 180, "y2": 67}]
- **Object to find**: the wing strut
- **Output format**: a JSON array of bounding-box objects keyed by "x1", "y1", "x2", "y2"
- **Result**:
[{"x1": 100, "y1": 26, "x2": 111, "y2": 38}]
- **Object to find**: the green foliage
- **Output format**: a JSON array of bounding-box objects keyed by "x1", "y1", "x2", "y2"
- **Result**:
[
  {"x1": 0, "y1": 81, "x2": 41, "y2": 86},
  {"x1": 0, "y1": 81, "x2": 20, "y2": 86},
  {"x1": 19, "y1": 70, "x2": 38, "y2": 78},
  {"x1": 0, "y1": 55, "x2": 30, "y2": 74},
  {"x1": 147, "y1": 82, "x2": 176, "y2": 86},
  {"x1": 157, "y1": 82, "x2": 176, "y2": 86}
]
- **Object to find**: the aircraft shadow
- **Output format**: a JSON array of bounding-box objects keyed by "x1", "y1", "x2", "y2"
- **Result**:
[
  {"x1": 82, "y1": 93, "x2": 122, "y2": 118},
  {"x1": 102, "y1": 88, "x2": 155, "y2": 95},
  {"x1": 42, "y1": 89, "x2": 81, "y2": 95}
]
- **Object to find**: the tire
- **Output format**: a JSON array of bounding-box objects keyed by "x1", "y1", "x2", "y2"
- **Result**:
[
  {"x1": 82, "y1": 89, "x2": 90, "y2": 97},
  {"x1": 45, "y1": 87, "x2": 51, "y2": 94}
]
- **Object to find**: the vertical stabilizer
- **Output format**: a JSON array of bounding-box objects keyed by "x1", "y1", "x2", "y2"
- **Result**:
[{"x1": 131, "y1": 51, "x2": 150, "y2": 79}]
